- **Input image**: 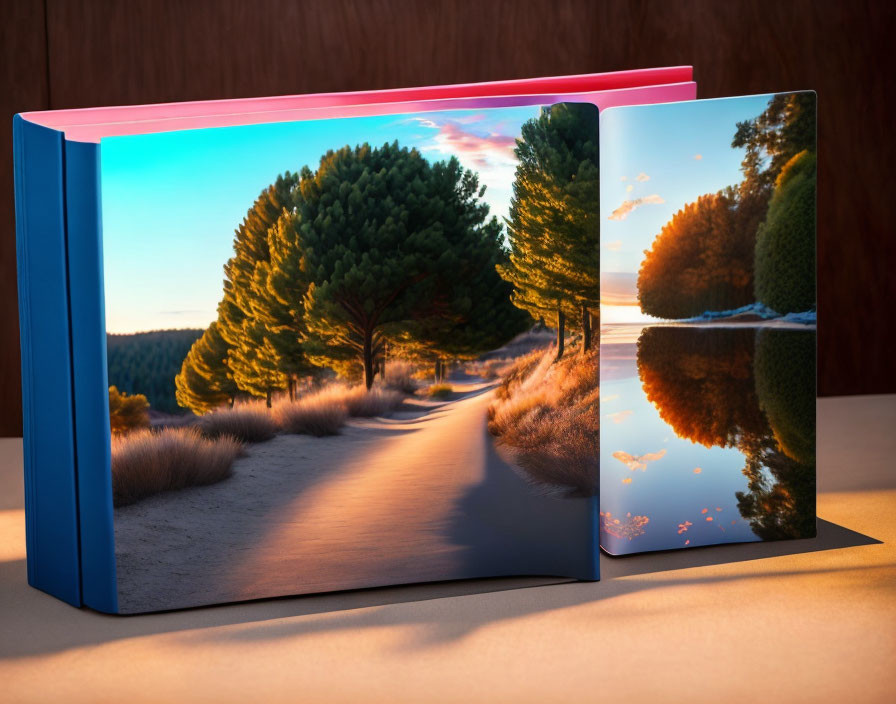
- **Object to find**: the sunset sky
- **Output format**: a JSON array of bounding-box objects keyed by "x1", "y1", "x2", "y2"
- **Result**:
[
  {"x1": 599, "y1": 93, "x2": 773, "y2": 320},
  {"x1": 101, "y1": 105, "x2": 541, "y2": 334}
]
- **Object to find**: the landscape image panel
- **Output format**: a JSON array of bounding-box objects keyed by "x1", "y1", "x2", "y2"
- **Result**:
[
  {"x1": 599, "y1": 92, "x2": 817, "y2": 555},
  {"x1": 100, "y1": 103, "x2": 600, "y2": 612}
]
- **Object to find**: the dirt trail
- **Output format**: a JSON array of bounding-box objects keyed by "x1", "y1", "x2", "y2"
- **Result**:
[{"x1": 114, "y1": 384, "x2": 505, "y2": 610}]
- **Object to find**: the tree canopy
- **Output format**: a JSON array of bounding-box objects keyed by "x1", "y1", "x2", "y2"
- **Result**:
[
  {"x1": 297, "y1": 141, "x2": 524, "y2": 389},
  {"x1": 177, "y1": 139, "x2": 528, "y2": 409},
  {"x1": 500, "y1": 103, "x2": 600, "y2": 357},
  {"x1": 636, "y1": 92, "x2": 816, "y2": 319},
  {"x1": 638, "y1": 188, "x2": 767, "y2": 319},
  {"x1": 108, "y1": 385, "x2": 150, "y2": 435},
  {"x1": 217, "y1": 173, "x2": 303, "y2": 402},
  {"x1": 175, "y1": 321, "x2": 238, "y2": 414}
]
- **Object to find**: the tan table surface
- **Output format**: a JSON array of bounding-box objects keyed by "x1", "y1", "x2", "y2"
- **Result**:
[{"x1": 1, "y1": 395, "x2": 894, "y2": 703}]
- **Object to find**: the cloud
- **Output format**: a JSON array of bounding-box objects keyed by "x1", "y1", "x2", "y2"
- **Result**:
[
  {"x1": 612, "y1": 449, "x2": 667, "y2": 472},
  {"x1": 636, "y1": 172, "x2": 650, "y2": 182},
  {"x1": 620, "y1": 176, "x2": 627, "y2": 182},
  {"x1": 607, "y1": 194, "x2": 665, "y2": 221},
  {"x1": 693, "y1": 153, "x2": 703, "y2": 161},
  {"x1": 626, "y1": 184, "x2": 633, "y2": 193},
  {"x1": 410, "y1": 116, "x2": 517, "y2": 168},
  {"x1": 605, "y1": 410, "x2": 633, "y2": 424},
  {"x1": 603, "y1": 240, "x2": 622, "y2": 252}
]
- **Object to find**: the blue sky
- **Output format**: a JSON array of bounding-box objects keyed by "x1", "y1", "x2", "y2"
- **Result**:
[
  {"x1": 100, "y1": 105, "x2": 541, "y2": 334},
  {"x1": 599, "y1": 356, "x2": 761, "y2": 553},
  {"x1": 599, "y1": 94, "x2": 773, "y2": 305}
]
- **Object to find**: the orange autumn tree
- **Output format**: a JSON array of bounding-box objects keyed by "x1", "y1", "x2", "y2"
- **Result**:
[
  {"x1": 636, "y1": 327, "x2": 768, "y2": 448},
  {"x1": 637, "y1": 188, "x2": 766, "y2": 320}
]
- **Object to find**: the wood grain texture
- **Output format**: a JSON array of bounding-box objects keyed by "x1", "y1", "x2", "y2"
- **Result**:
[
  {"x1": 1, "y1": 0, "x2": 49, "y2": 437},
  {"x1": 1, "y1": 0, "x2": 894, "y2": 435}
]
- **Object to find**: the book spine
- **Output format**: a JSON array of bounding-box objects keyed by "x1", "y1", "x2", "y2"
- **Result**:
[
  {"x1": 12, "y1": 115, "x2": 82, "y2": 607},
  {"x1": 65, "y1": 139, "x2": 118, "y2": 613}
]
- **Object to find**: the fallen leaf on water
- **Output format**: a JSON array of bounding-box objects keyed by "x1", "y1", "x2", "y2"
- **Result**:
[
  {"x1": 701, "y1": 508, "x2": 709, "y2": 514},
  {"x1": 693, "y1": 467, "x2": 702, "y2": 474},
  {"x1": 706, "y1": 516, "x2": 713, "y2": 522},
  {"x1": 622, "y1": 477, "x2": 632, "y2": 484}
]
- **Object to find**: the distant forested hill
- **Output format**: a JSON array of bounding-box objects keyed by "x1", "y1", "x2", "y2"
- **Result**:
[{"x1": 107, "y1": 329, "x2": 204, "y2": 414}]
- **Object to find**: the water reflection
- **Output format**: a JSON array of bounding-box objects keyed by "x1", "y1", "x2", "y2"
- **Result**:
[{"x1": 600, "y1": 325, "x2": 816, "y2": 555}]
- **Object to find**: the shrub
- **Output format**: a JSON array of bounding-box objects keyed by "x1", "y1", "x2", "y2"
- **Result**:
[
  {"x1": 427, "y1": 383, "x2": 453, "y2": 399},
  {"x1": 197, "y1": 403, "x2": 278, "y2": 443},
  {"x1": 383, "y1": 361, "x2": 418, "y2": 394},
  {"x1": 754, "y1": 328, "x2": 816, "y2": 465},
  {"x1": 478, "y1": 358, "x2": 511, "y2": 380},
  {"x1": 754, "y1": 150, "x2": 816, "y2": 314},
  {"x1": 109, "y1": 386, "x2": 150, "y2": 435},
  {"x1": 488, "y1": 344, "x2": 598, "y2": 496},
  {"x1": 341, "y1": 386, "x2": 405, "y2": 417},
  {"x1": 111, "y1": 427, "x2": 242, "y2": 506},
  {"x1": 272, "y1": 392, "x2": 348, "y2": 436}
]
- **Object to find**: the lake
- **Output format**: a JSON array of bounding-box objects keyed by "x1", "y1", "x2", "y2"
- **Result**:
[{"x1": 599, "y1": 323, "x2": 816, "y2": 555}]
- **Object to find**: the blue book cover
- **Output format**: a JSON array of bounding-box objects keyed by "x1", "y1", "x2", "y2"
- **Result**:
[{"x1": 12, "y1": 74, "x2": 816, "y2": 613}]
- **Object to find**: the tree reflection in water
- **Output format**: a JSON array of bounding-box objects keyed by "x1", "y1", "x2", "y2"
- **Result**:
[{"x1": 636, "y1": 326, "x2": 816, "y2": 541}]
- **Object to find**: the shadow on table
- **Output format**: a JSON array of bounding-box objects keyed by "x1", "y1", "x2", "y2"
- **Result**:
[{"x1": 0, "y1": 516, "x2": 881, "y2": 660}]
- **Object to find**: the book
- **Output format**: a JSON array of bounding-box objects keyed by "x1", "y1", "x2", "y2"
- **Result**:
[{"x1": 13, "y1": 68, "x2": 816, "y2": 614}]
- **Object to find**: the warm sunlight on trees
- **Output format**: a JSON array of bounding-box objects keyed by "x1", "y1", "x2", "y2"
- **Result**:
[
  {"x1": 500, "y1": 103, "x2": 600, "y2": 358},
  {"x1": 636, "y1": 92, "x2": 816, "y2": 320},
  {"x1": 638, "y1": 190, "x2": 764, "y2": 319},
  {"x1": 298, "y1": 142, "x2": 521, "y2": 390},
  {"x1": 217, "y1": 174, "x2": 302, "y2": 404},
  {"x1": 175, "y1": 321, "x2": 238, "y2": 415},
  {"x1": 636, "y1": 327, "x2": 768, "y2": 448},
  {"x1": 108, "y1": 385, "x2": 150, "y2": 435}
]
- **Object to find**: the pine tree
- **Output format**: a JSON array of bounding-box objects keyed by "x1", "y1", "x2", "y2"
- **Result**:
[
  {"x1": 384, "y1": 208, "x2": 530, "y2": 378},
  {"x1": 217, "y1": 173, "x2": 301, "y2": 402},
  {"x1": 500, "y1": 103, "x2": 601, "y2": 358},
  {"x1": 297, "y1": 142, "x2": 514, "y2": 389},
  {"x1": 175, "y1": 320, "x2": 238, "y2": 414}
]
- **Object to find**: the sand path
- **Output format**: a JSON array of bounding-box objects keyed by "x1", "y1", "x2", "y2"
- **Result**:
[{"x1": 113, "y1": 382, "x2": 593, "y2": 612}]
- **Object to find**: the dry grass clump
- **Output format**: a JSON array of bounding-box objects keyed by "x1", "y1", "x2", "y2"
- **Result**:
[
  {"x1": 488, "y1": 344, "x2": 598, "y2": 496},
  {"x1": 476, "y1": 358, "x2": 511, "y2": 380},
  {"x1": 197, "y1": 403, "x2": 279, "y2": 443},
  {"x1": 111, "y1": 427, "x2": 242, "y2": 507},
  {"x1": 272, "y1": 390, "x2": 348, "y2": 436},
  {"x1": 427, "y1": 383, "x2": 453, "y2": 399},
  {"x1": 341, "y1": 385, "x2": 406, "y2": 417},
  {"x1": 383, "y1": 361, "x2": 418, "y2": 394}
]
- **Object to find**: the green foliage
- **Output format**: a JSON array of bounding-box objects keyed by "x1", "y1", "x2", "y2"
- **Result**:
[
  {"x1": 175, "y1": 321, "x2": 238, "y2": 415},
  {"x1": 754, "y1": 151, "x2": 817, "y2": 314},
  {"x1": 732, "y1": 91, "x2": 816, "y2": 197},
  {"x1": 217, "y1": 173, "x2": 304, "y2": 399},
  {"x1": 753, "y1": 328, "x2": 816, "y2": 465},
  {"x1": 107, "y1": 329, "x2": 203, "y2": 413},
  {"x1": 636, "y1": 92, "x2": 816, "y2": 319},
  {"x1": 297, "y1": 141, "x2": 521, "y2": 389},
  {"x1": 108, "y1": 385, "x2": 150, "y2": 435},
  {"x1": 500, "y1": 103, "x2": 601, "y2": 353},
  {"x1": 735, "y1": 441, "x2": 817, "y2": 541}
]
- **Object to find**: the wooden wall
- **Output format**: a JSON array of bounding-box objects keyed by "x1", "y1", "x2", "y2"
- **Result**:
[{"x1": 1, "y1": 0, "x2": 894, "y2": 436}]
